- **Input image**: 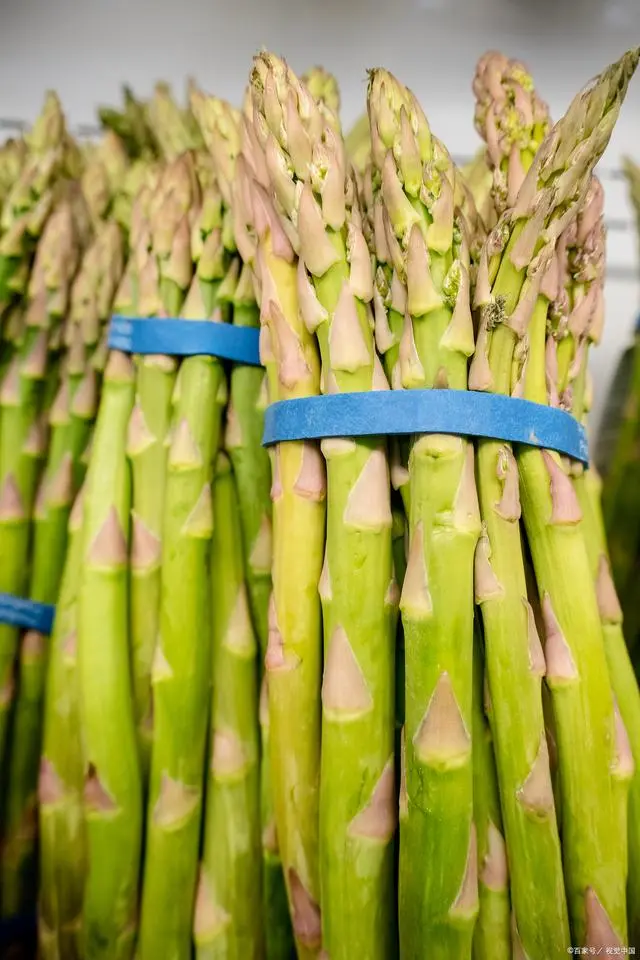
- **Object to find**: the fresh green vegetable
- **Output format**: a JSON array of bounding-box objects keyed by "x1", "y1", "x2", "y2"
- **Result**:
[
  {"x1": 38, "y1": 485, "x2": 88, "y2": 960},
  {"x1": 253, "y1": 53, "x2": 397, "y2": 960},
  {"x1": 77, "y1": 349, "x2": 141, "y2": 959},
  {"x1": 237, "y1": 110, "x2": 325, "y2": 956},
  {"x1": 194, "y1": 452, "x2": 263, "y2": 959},
  {"x1": 471, "y1": 48, "x2": 639, "y2": 948},
  {"x1": 368, "y1": 67, "x2": 480, "y2": 960},
  {"x1": 138, "y1": 175, "x2": 229, "y2": 958}
]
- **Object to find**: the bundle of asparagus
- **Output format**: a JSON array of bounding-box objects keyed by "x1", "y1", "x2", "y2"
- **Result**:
[
  {"x1": 190, "y1": 86, "x2": 294, "y2": 959},
  {"x1": 0, "y1": 42, "x2": 636, "y2": 960},
  {"x1": 236, "y1": 44, "x2": 640, "y2": 960},
  {"x1": 0, "y1": 97, "x2": 141, "y2": 929},
  {"x1": 247, "y1": 53, "x2": 397, "y2": 960},
  {"x1": 36, "y1": 125, "x2": 276, "y2": 960}
]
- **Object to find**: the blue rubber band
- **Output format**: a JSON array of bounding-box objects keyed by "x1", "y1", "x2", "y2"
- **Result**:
[
  {"x1": 262, "y1": 390, "x2": 589, "y2": 464},
  {"x1": 109, "y1": 315, "x2": 262, "y2": 367},
  {"x1": 0, "y1": 594, "x2": 55, "y2": 634}
]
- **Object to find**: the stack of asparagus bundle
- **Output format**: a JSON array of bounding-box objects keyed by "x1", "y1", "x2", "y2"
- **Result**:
[
  {"x1": 0, "y1": 43, "x2": 637, "y2": 960},
  {"x1": 0, "y1": 94, "x2": 141, "y2": 929},
  {"x1": 35, "y1": 97, "x2": 297, "y2": 955},
  {"x1": 0, "y1": 80, "x2": 199, "y2": 947},
  {"x1": 238, "y1": 45, "x2": 640, "y2": 959}
]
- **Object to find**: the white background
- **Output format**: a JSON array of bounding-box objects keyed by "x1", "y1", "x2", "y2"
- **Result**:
[{"x1": 1, "y1": 0, "x2": 639, "y2": 438}]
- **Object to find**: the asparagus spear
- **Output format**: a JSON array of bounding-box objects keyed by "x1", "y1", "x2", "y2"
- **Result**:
[
  {"x1": 77, "y1": 347, "x2": 141, "y2": 959},
  {"x1": 238, "y1": 97, "x2": 325, "y2": 957},
  {"x1": 391, "y1": 503, "x2": 407, "y2": 775},
  {"x1": 38, "y1": 218, "x2": 133, "y2": 957},
  {"x1": 194, "y1": 452, "x2": 263, "y2": 959},
  {"x1": 0, "y1": 189, "x2": 89, "y2": 778},
  {"x1": 126, "y1": 157, "x2": 197, "y2": 774},
  {"x1": 253, "y1": 54, "x2": 397, "y2": 960},
  {"x1": 98, "y1": 86, "x2": 159, "y2": 160},
  {"x1": 227, "y1": 276, "x2": 295, "y2": 960},
  {"x1": 0, "y1": 92, "x2": 82, "y2": 312},
  {"x1": 575, "y1": 463, "x2": 640, "y2": 944},
  {"x1": 471, "y1": 624, "x2": 511, "y2": 960},
  {"x1": 368, "y1": 68, "x2": 480, "y2": 959},
  {"x1": 227, "y1": 278, "x2": 273, "y2": 650},
  {"x1": 470, "y1": 48, "x2": 639, "y2": 948},
  {"x1": 1, "y1": 367, "x2": 94, "y2": 920},
  {"x1": 190, "y1": 92, "x2": 273, "y2": 666},
  {"x1": 344, "y1": 114, "x2": 371, "y2": 176},
  {"x1": 138, "y1": 161, "x2": 229, "y2": 960},
  {"x1": 0, "y1": 138, "x2": 27, "y2": 210},
  {"x1": 192, "y1": 89, "x2": 294, "y2": 957},
  {"x1": 359, "y1": 158, "x2": 411, "y2": 515},
  {"x1": 38, "y1": 484, "x2": 87, "y2": 960},
  {"x1": 301, "y1": 67, "x2": 341, "y2": 118},
  {"x1": 470, "y1": 52, "x2": 575, "y2": 959},
  {"x1": 2, "y1": 208, "x2": 125, "y2": 921},
  {"x1": 80, "y1": 132, "x2": 129, "y2": 227},
  {"x1": 559, "y1": 184, "x2": 640, "y2": 947},
  {"x1": 458, "y1": 150, "x2": 495, "y2": 233},
  {"x1": 146, "y1": 83, "x2": 203, "y2": 161}
]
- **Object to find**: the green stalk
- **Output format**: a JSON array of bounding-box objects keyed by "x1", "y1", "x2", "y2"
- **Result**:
[
  {"x1": 517, "y1": 421, "x2": 626, "y2": 944},
  {"x1": 392, "y1": 503, "x2": 407, "y2": 756},
  {"x1": 2, "y1": 190, "x2": 108, "y2": 919},
  {"x1": 526, "y1": 260, "x2": 633, "y2": 951},
  {"x1": 368, "y1": 69, "x2": 479, "y2": 958},
  {"x1": 38, "y1": 484, "x2": 87, "y2": 960},
  {"x1": 313, "y1": 224, "x2": 396, "y2": 960},
  {"x1": 253, "y1": 54, "x2": 397, "y2": 959},
  {"x1": 565, "y1": 188, "x2": 640, "y2": 943},
  {"x1": 262, "y1": 250, "x2": 324, "y2": 960},
  {"x1": 0, "y1": 189, "x2": 90, "y2": 774},
  {"x1": 0, "y1": 326, "x2": 49, "y2": 770},
  {"x1": 470, "y1": 49, "x2": 639, "y2": 947},
  {"x1": 226, "y1": 273, "x2": 293, "y2": 959},
  {"x1": 474, "y1": 415, "x2": 569, "y2": 957},
  {"x1": 138, "y1": 276, "x2": 227, "y2": 960},
  {"x1": 77, "y1": 349, "x2": 142, "y2": 959},
  {"x1": 194, "y1": 453, "x2": 263, "y2": 959},
  {"x1": 258, "y1": 673, "x2": 295, "y2": 960},
  {"x1": 226, "y1": 290, "x2": 272, "y2": 656},
  {"x1": 127, "y1": 160, "x2": 197, "y2": 775},
  {"x1": 574, "y1": 466, "x2": 640, "y2": 944},
  {"x1": 0, "y1": 361, "x2": 97, "y2": 917},
  {"x1": 0, "y1": 96, "x2": 67, "y2": 311},
  {"x1": 238, "y1": 103, "x2": 325, "y2": 956},
  {"x1": 471, "y1": 624, "x2": 511, "y2": 960},
  {"x1": 361, "y1": 162, "x2": 410, "y2": 512},
  {"x1": 127, "y1": 346, "x2": 176, "y2": 773},
  {"x1": 191, "y1": 90, "x2": 295, "y2": 957},
  {"x1": 38, "y1": 216, "x2": 128, "y2": 955}
]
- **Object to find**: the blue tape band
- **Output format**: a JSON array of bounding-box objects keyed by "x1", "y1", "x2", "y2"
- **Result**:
[
  {"x1": 109, "y1": 315, "x2": 262, "y2": 367},
  {"x1": 0, "y1": 594, "x2": 55, "y2": 634},
  {"x1": 262, "y1": 390, "x2": 589, "y2": 464}
]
